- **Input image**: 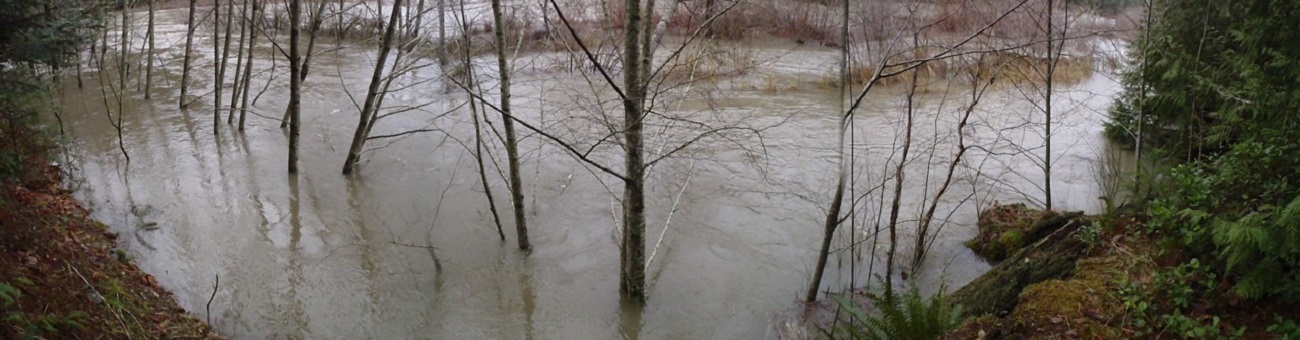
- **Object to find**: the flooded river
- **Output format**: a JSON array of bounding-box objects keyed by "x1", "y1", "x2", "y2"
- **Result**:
[{"x1": 54, "y1": 5, "x2": 1131, "y2": 339}]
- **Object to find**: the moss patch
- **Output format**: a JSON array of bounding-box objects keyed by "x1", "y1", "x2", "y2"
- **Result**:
[{"x1": 966, "y1": 203, "x2": 1042, "y2": 261}]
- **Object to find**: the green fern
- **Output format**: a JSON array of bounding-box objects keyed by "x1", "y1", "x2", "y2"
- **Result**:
[
  {"x1": 1211, "y1": 195, "x2": 1300, "y2": 300},
  {"x1": 833, "y1": 285, "x2": 962, "y2": 340}
]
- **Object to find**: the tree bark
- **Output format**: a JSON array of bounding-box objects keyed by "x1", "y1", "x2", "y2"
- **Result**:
[
  {"x1": 282, "y1": 0, "x2": 330, "y2": 128},
  {"x1": 489, "y1": 0, "x2": 531, "y2": 251},
  {"x1": 341, "y1": 0, "x2": 403, "y2": 175},
  {"x1": 213, "y1": 0, "x2": 227, "y2": 135},
  {"x1": 1043, "y1": 0, "x2": 1055, "y2": 211},
  {"x1": 228, "y1": 0, "x2": 251, "y2": 124},
  {"x1": 180, "y1": 0, "x2": 198, "y2": 109},
  {"x1": 145, "y1": 0, "x2": 156, "y2": 99},
  {"x1": 119, "y1": 0, "x2": 131, "y2": 92},
  {"x1": 288, "y1": 0, "x2": 303, "y2": 173},
  {"x1": 239, "y1": 0, "x2": 260, "y2": 130},
  {"x1": 805, "y1": 0, "x2": 851, "y2": 303},
  {"x1": 620, "y1": 0, "x2": 647, "y2": 303}
]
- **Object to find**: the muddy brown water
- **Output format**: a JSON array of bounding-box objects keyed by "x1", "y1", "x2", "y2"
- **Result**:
[{"x1": 54, "y1": 6, "x2": 1133, "y2": 339}]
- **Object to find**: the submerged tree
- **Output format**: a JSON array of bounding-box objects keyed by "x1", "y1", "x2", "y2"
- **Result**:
[
  {"x1": 805, "y1": 0, "x2": 1033, "y2": 301},
  {"x1": 341, "y1": 0, "x2": 404, "y2": 175},
  {"x1": 144, "y1": 0, "x2": 155, "y2": 99},
  {"x1": 287, "y1": 0, "x2": 303, "y2": 173},
  {"x1": 488, "y1": 0, "x2": 531, "y2": 251},
  {"x1": 180, "y1": 0, "x2": 198, "y2": 108}
]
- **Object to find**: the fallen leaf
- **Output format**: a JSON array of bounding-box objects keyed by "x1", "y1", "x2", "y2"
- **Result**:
[{"x1": 1050, "y1": 316, "x2": 1063, "y2": 324}]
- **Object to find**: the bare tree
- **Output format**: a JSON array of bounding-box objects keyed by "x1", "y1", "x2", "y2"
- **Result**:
[
  {"x1": 909, "y1": 57, "x2": 999, "y2": 272},
  {"x1": 806, "y1": 0, "x2": 852, "y2": 303},
  {"x1": 228, "y1": 0, "x2": 251, "y2": 125},
  {"x1": 805, "y1": 0, "x2": 1033, "y2": 301},
  {"x1": 119, "y1": 0, "x2": 132, "y2": 91},
  {"x1": 341, "y1": 0, "x2": 404, "y2": 175},
  {"x1": 281, "y1": 0, "x2": 330, "y2": 129},
  {"x1": 454, "y1": 0, "x2": 506, "y2": 240},
  {"x1": 487, "y1": 0, "x2": 532, "y2": 251},
  {"x1": 288, "y1": 0, "x2": 303, "y2": 173},
  {"x1": 144, "y1": 0, "x2": 156, "y2": 99},
  {"x1": 213, "y1": 0, "x2": 231, "y2": 134},
  {"x1": 238, "y1": 0, "x2": 262, "y2": 130},
  {"x1": 180, "y1": 0, "x2": 199, "y2": 108}
]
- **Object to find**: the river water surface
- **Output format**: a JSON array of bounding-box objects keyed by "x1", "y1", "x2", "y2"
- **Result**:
[{"x1": 55, "y1": 5, "x2": 1131, "y2": 339}]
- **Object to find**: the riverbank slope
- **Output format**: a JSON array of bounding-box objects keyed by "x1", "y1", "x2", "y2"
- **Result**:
[{"x1": 0, "y1": 123, "x2": 217, "y2": 338}]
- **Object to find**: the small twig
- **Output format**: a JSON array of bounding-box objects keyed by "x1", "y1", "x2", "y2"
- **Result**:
[
  {"x1": 388, "y1": 241, "x2": 440, "y2": 250},
  {"x1": 645, "y1": 160, "x2": 695, "y2": 272},
  {"x1": 206, "y1": 274, "x2": 219, "y2": 328},
  {"x1": 68, "y1": 262, "x2": 132, "y2": 339}
]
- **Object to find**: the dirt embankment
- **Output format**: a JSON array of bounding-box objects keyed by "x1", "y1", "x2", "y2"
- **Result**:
[{"x1": 0, "y1": 138, "x2": 218, "y2": 338}]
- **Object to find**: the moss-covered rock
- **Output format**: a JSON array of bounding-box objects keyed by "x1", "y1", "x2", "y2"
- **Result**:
[
  {"x1": 966, "y1": 203, "x2": 1041, "y2": 261},
  {"x1": 967, "y1": 204, "x2": 1086, "y2": 262},
  {"x1": 949, "y1": 213, "x2": 1092, "y2": 318},
  {"x1": 946, "y1": 255, "x2": 1147, "y2": 339}
]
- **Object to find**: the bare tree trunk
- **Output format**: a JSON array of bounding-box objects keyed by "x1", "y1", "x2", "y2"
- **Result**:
[
  {"x1": 1134, "y1": 0, "x2": 1152, "y2": 197},
  {"x1": 911, "y1": 65, "x2": 993, "y2": 272},
  {"x1": 805, "y1": 0, "x2": 850, "y2": 303},
  {"x1": 282, "y1": 0, "x2": 329, "y2": 128},
  {"x1": 213, "y1": 0, "x2": 228, "y2": 135},
  {"x1": 120, "y1": 0, "x2": 131, "y2": 91},
  {"x1": 301, "y1": 0, "x2": 329, "y2": 80},
  {"x1": 620, "y1": 0, "x2": 647, "y2": 303},
  {"x1": 229, "y1": 0, "x2": 251, "y2": 124},
  {"x1": 145, "y1": 0, "x2": 156, "y2": 99},
  {"x1": 437, "y1": 0, "x2": 448, "y2": 67},
  {"x1": 454, "y1": 0, "x2": 506, "y2": 241},
  {"x1": 1043, "y1": 0, "x2": 1055, "y2": 210},
  {"x1": 882, "y1": 63, "x2": 921, "y2": 291},
  {"x1": 489, "y1": 0, "x2": 531, "y2": 251},
  {"x1": 180, "y1": 0, "x2": 198, "y2": 108},
  {"x1": 341, "y1": 0, "x2": 404, "y2": 175},
  {"x1": 239, "y1": 0, "x2": 261, "y2": 130},
  {"x1": 288, "y1": 0, "x2": 303, "y2": 173}
]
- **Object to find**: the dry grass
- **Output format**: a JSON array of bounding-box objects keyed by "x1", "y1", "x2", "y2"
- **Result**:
[{"x1": 820, "y1": 48, "x2": 1096, "y2": 91}]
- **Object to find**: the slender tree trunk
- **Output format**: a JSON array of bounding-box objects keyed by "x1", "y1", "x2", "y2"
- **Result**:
[
  {"x1": 911, "y1": 69, "x2": 991, "y2": 272},
  {"x1": 456, "y1": 0, "x2": 506, "y2": 241},
  {"x1": 1134, "y1": 0, "x2": 1152, "y2": 197},
  {"x1": 341, "y1": 0, "x2": 403, "y2": 175},
  {"x1": 489, "y1": 0, "x2": 531, "y2": 251},
  {"x1": 806, "y1": 124, "x2": 848, "y2": 303},
  {"x1": 229, "y1": 0, "x2": 251, "y2": 124},
  {"x1": 805, "y1": 0, "x2": 850, "y2": 303},
  {"x1": 145, "y1": 0, "x2": 156, "y2": 98},
  {"x1": 437, "y1": 0, "x2": 448, "y2": 67},
  {"x1": 883, "y1": 65, "x2": 920, "y2": 291},
  {"x1": 301, "y1": 0, "x2": 329, "y2": 80},
  {"x1": 282, "y1": 1, "x2": 329, "y2": 128},
  {"x1": 180, "y1": 0, "x2": 198, "y2": 108},
  {"x1": 288, "y1": 0, "x2": 303, "y2": 173},
  {"x1": 620, "y1": 0, "x2": 647, "y2": 303},
  {"x1": 239, "y1": 0, "x2": 261, "y2": 130},
  {"x1": 120, "y1": 0, "x2": 131, "y2": 91},
  {"x1": 1043, "y1": 0, "x2": 1053, "y2": 210},
  {"x1": 704, "y1": 0, "x2": 716, "y2": 37},
  {"x1": 213, "y1": 0, "x2": 227, "y2": 135}
]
